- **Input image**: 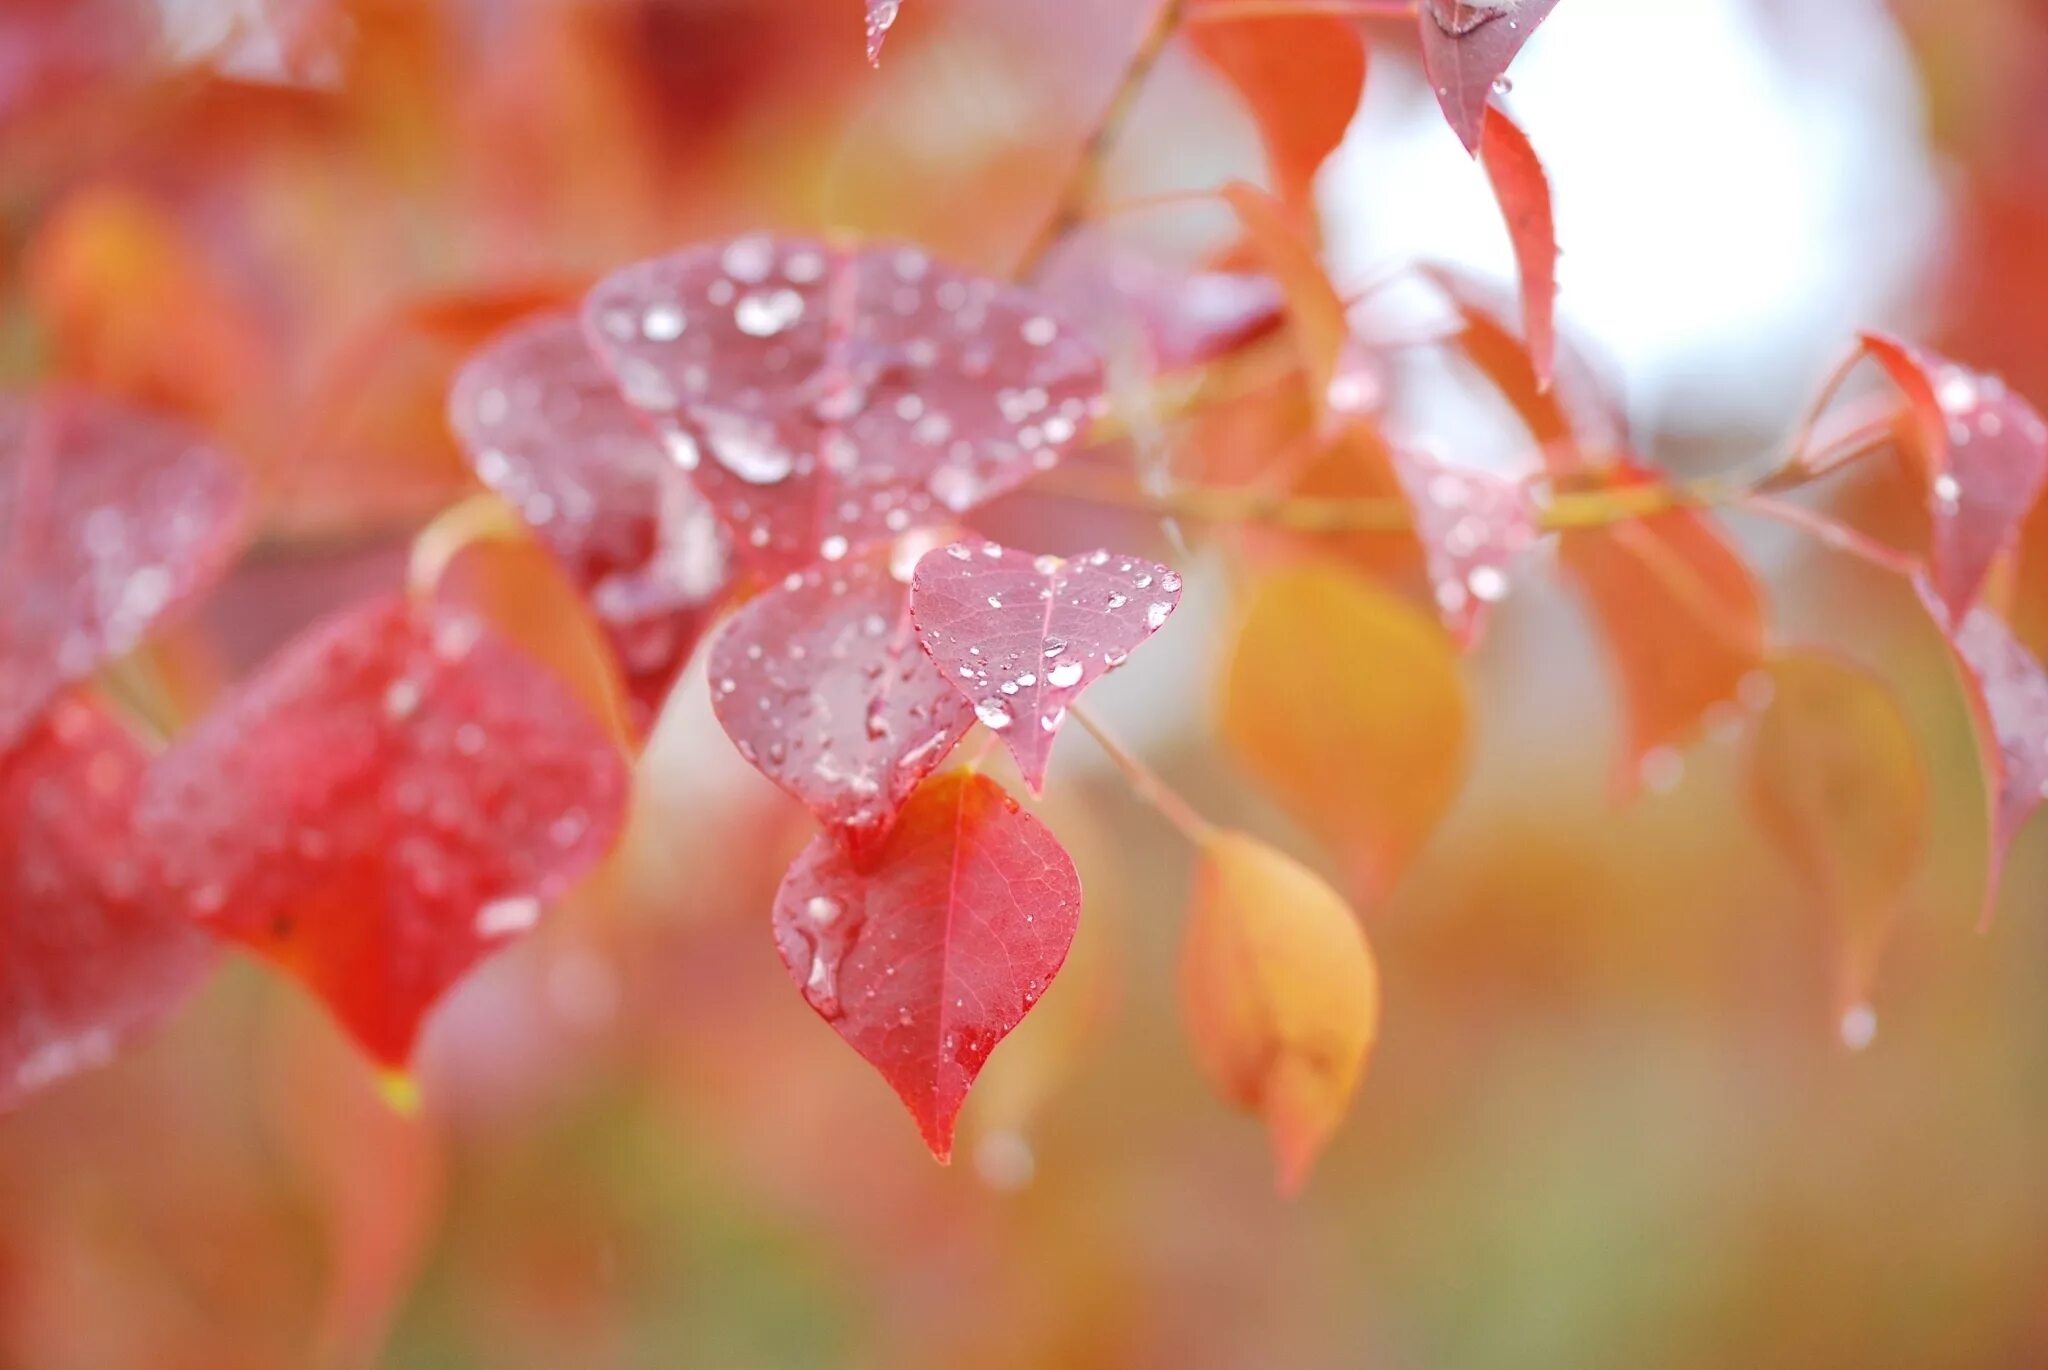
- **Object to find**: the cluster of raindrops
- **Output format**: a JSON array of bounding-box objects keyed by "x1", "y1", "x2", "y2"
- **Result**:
[
  {"x1": 581, "y1": 235, "x2": 1106, "y2": 571},
  {"x1": 1392, "y1": 452, "x2": 1535, "y2": 647}
]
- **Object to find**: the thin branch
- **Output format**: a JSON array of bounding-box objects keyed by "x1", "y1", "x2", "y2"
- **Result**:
[{"x1": 1070, "y1": 704, "x2": 1217, "y2": 845}]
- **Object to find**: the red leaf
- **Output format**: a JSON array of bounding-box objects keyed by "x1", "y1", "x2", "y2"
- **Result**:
[
  {"x1": 0, "y1": 391, "x2": 249, "y2": 752},
  {"x1": 448, "y1": 312, "x2": 734, "y2": 733},
  {"x1": 1189, "y1": 3, "x2": 1367, "y2": 222},
  {"x1": 910, "y1": 541, "x2": 1183, "y2": 793},
  {"x1": 1560, "y1": 484, "x2": 1766, "y2": 798},
  {"x1": 1419, "y1": 0, "x2": 1562, "y2": 155},
  {"x1": 1917, "y1": 579, "x2": 2048, "y2": 928},
  {"x1": 582, "y1": 236, "x2": 1105, "y2": 574},
  {"x1": 135, "y1": 594, "x2": 629, "y2": 1068},
  {"x1": 1391, "y1": 449, "x2": 1537, "y2": 649},
  {"x1": 1860, "y1": 333, "x2": 2048, "y2": 623},
  {"x1": 2, "y1": 695, "x2": 214, "y2": 1110},
  {"x1": 708, "y1": 547, "x2": 975, "y2": 858},
  {"x1": 771, "y1": 769, "x2": 1081, "y2": 1160},
  {"x1": 865, "y1": 0, "x2": 901, "y2": 64},
  {"x1": 1478, "y1": 104, "x2": 1558, "y2": 391}
]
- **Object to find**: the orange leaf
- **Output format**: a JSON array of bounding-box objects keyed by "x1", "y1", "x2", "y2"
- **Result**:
[
  {"x1": 1190, "y1": 6, "x2": 1367, "y2": 227},
  {"x1": 1220, "y1": 565, "x2": 1470, "y2": 898},
  {"x1": 1561, "y1": 498, "x2": 1766, "y2": 798},
  {"x1": 1746, "y1": 653, "x2": 1928, "y2": 1045},
  {"x1": 1219, "y1": 181, "x2": 1348, "y2": 420},
  {"x1": 1181, "y1": 830, "x2": 1380, "y2": 1194}
]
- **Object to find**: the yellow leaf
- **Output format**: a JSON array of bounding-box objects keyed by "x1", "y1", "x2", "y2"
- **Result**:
[
  {"x1": 1220, "y1": 564, "x2": 1470, "y2": 898},
  {"x1": 1181, "y1": 831, "x2": 1380, "y2": 1194},
  {"x1": 1747, "y1": 652, "x2": 1928, "y2": 1045}
]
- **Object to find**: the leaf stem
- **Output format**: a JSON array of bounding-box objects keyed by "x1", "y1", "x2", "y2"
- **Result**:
[
  {"x1": 406, "y1": 492, "x2": 527, "y2": 600},
  {"x1": 1011, "y1": 0, "x2": 1191, "y2": 281},
  {"x1": 1069, "y1": 704, "x2": 1217, "y2": 845}
]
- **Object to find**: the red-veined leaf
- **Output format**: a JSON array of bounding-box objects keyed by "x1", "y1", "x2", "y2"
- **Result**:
[
  {"x1": 1182, "y1": 830, "x2": 1379, "y2": 1194},
  {"x1": 1220, "y1": 565, "x2": 1470, "y2": 898},
  {"x1": 1391, "y1": 449, "x2": 1537, "y2": 649},
  {"x1": 1746, "y1": 652, "x2": 1928, "y2": 1044},
  {"x1": 1418, "y1": 0, "x2": 1562, "y2": 155},
  {"x1": 1189, "y1": 3, "x2": 1367, "y2": 224},
  {"x1": 1479, "y1": 103, "x2": 1558, "y2": 390},
  {"x1": 135, "y1": 594, "x2": 629, "y2": 1069},
  {"x1": 0, "y1": 390, "x2": 249, "y2": 752},
  {"x1": 708, "y1": 547, "x2": 975, "y2": 858},
  {"x1": 865, "y1": 0, "x2": 901, "y2": 64},
  {"x1": 1559, "y1": 485, "x2": 1766, "y2": 798},
  {"x1": 2, "y1": 695, "x2": 214, "y2": 1111},
  {"x1": 1916, "y1": 578, "x2": 2048, "y2": 929},
  {"x1": 448, "y1": 312, "x2": 733, "y2": 733},
  {"x1": 771, "y1": 769, "x2": 1081, "y2": 1161},
  {"x1": 582, "y1": 236, "x2": 1105, "y2": 574},
  {"x1": 909, "y1": 541, "x2": 1182, "y2": 794},
  {"x1": 1860, "y1": 332, "x2": 2048, "y2": 623}
]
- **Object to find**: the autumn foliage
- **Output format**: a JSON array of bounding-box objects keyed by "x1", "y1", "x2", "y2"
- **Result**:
[{"x1": 7, "y1": 0, "x2": 2048, "y2": 1360}]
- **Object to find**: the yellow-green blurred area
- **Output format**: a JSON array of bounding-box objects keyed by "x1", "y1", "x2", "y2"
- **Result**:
[{"x1": 6, "y1": 0, "x2": 2048, "y2": 1366}]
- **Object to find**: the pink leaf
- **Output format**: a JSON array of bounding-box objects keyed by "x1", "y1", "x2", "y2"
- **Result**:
[
  {"x1": 865, "y1": 0, "x2": 901, "y2": 64},
  {"x1": 1916, "y1": 578, "x2": 2048, "y2": 928},
  {"x1": 771, "y1": 769, "x2": 1081, "y2": 1160},
  {"x1": 581, "y1": 236, "x2": 1105, "y2": 574},
  {"x1": 1419, "y1": 0, "x2": 1562, "y2": 155},
  {"x1": 910, "y1": 541, "x2": 1182, "y2": 793},
  {"x1": 2, "y1": 695, "x2": 214, "y2": 1110},
  {"x1": 1034, "y1": 245, "x2": 1285, "y2": 375},
  {"x1": 0, "y1": 390, "x2": 249, "y2": 752},
  {"x1": 135, "y1": 594, "x2": 629, "y2": 1068},
  {"x1": 448, "y1": 312, "x2": 733, "y2": 733},
  {"x1": 1479, "y1": 103, "x2": 1558, "y2": 391},
  {"x1": 707, "y1": 546, "x2": 975, "y2": 858},
  {"x1": 1392, "y1": 449, "x2": 1537, "y2": 649},
  {"x1": 1860, "y1": 333, "x2": 2048, "y2": 623}
]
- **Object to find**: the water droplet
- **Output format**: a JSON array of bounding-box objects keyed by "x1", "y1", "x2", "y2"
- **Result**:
[
  {"x1": 383, "y1": 678, "x2": 422, "y2": 721},
  {"x1": 476, "y1": 895, "x2": 542, "y2": 937},
  {"x1": 641, "y1": 303, "x2": 684, "y2": 340},
  {"x1": 1839, "y1": 1002, "x2": 1878, "y2": 1051},
  {"x1": 1146, "y1": 602, "x2": 1172, "y2": 630},
  {"x1": 1467, "y1": 565, "x2": 1509, "y2": 603},
  {"x1": 734, "y1": 288, "x2": 805, "y2": 338},
  {"x1": 1047, "y1": 660, "x2": 1083, "y2": 688},
  {"x1": 806, "y1": 895, "x2": 843, "y2": 926},
  {"x1": 976, "y1": 699, "x2": 1014, "y2": 730}
]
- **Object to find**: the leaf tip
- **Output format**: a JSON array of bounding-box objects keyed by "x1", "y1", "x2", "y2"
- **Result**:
[{"x1": 376, "y1": 1069, "x2": 423, "y2": 1116}]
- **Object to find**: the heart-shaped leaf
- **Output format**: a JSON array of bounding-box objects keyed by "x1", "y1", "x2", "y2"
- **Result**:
[
  {"x1": 448, "y1": 311, "x2": 733, "y2": 733},
  {"x1": 2, "y1": 695, "x2": 215, "y2": 1111},
  {"x1": 1860, "y1": 333, "x2": 2048, "y2": 623},
  {"x1": 582, "y1": 236, "x2": 1105, "y2": 573},
  {"x1": 1190, "y1": 2, "x2": 1368, "y2": 223},
  {"x1": 771, "y1": 769, "x2": 1081, "y2": 1160},
  {"x1": 1392, "y1": 449, "x2": 1537, "y2": 649},
  {"x1": 1917, "y1": 578, "x2": 2048, "y2": 928},
  {"x1": 1560, "y1": 487, "x2": 1765, "y2": 798},
  {"x1": 1479, "y1": 104, "x2": 1557, "y2": 391},
  {"x1": 135, "y1": 594, "x2": 630, "y2": 1069},
  {"x1": 1182, "y1": 830, "x2": 1379, "y2": 1194},
  {"x1": 910, "y1": 541, "x2": 1182, "y2": 793},
  {"x1": 708, "y1": 547, "x2": 975, "y2": 857},
  {"x1": 1746, "y1": 652, "x2": 1928, "y2": 1042},
  {"x1": 1419, "y1": 0, "x2": 1562, "y2": 155},
  {"x1": 1, "y1": 390, "x2": 249, "y2": 752},
  {"x1": 1221, "y1": 565, "x2": 1469, "y2": 898}
]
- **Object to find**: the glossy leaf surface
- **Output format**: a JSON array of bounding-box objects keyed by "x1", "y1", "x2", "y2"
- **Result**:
[
  {"x1": 771, "y1": 770, "x2": 1081, "y2": 1161},
  {"x1": 1419, "y1": 0, "x2": 1562, "y2": 154},
  {"x1": 910, "y1": 541, "x2": 1182, "y2": 793}
]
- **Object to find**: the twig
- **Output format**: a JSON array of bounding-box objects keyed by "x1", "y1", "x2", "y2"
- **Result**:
[{"x1": 1070, "y1": 704, "x2": 1217, "y2": 844}]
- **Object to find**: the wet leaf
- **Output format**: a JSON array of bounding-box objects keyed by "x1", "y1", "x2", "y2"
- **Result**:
[
  {"x1": 910, "y1": 541, "x2": 1182, "y2": 794},
  {"x1": 1860, "y1": 333, "x2": 2048, "y2": 623},
  {"x1": 135, "y1": 595, "x2": 630, "y2": 1069},
  {"x1": 0, "y1": 390, "x2": 250, "y2": 753},
  {"x1": 1034, "y1": 245, "x2": 1285, "y2": 375},
  {"x1": 1, "y1": 695, "x2": 215, "y2": 1111},
  {"x1": 709, "y1": 547, "x2": 975, "y2": 857},
  {"x1": 1917, "y1": 579, "x2": 2048, "y2": 928},
  {"x1": 1181, "y1": 830, "x2": 1379, "y2": 1194},
  {"x1": 1419, "y1": 0, "x2": 1562, "y2": 155},
  {"x1": 1220, "y1": 565, "x2": 1469, "y2": 898},
  {"x1": 1746, "y1": 653, "x2": 1928, "y2": 1039},
  {"x1": 1478, "y1": 104, "x2": 1557, "y2": 391},
  {"x1": 582, "y1": 235, "x2": 1104, "y2": 573},
  {"x1": 771, "y1": 770, "x2": 1081, "y2": 1161},
  {"x1": 865, "y1": 0, "x2": 901, "y2": 64},
  {"x1": 448, "y1": 312, "x2": 734, "y2": 732},
  {"x1": 1391, "y1": 449, "x2": 1537, "y2": 649},
  {"x1": 1560, "y1": 491, "x2": 1765, "y2": 798},
  {"x1": 1190, "y1": 4, "x2": 1367, "y2": 223}
]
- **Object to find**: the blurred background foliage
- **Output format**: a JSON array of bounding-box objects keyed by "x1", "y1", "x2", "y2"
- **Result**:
[{"x1": 5, "y1": 0, "x2": 2048, "y2": 1366}]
